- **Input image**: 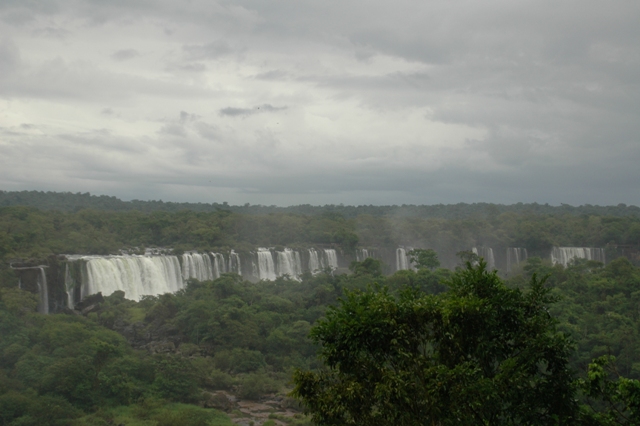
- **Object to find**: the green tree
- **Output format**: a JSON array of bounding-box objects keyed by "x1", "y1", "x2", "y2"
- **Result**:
[
  {"x1": 348, "y1": 258, "x2": 382, "y2": 277},
  {"x1": 579, "y1": 356, "x2": 640, "y2": 425},
  {"x1": 152, "y1": 355, "x2": 199, "y2": 402},
  {"x1": 292, "y1": 261, "x2": 577, "y2": 425},
  {"x1": 408, "y1": 248, "x2": 440, "y2": 271}
]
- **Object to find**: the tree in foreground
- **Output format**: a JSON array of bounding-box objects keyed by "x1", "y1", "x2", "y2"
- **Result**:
[
  {"x1": 292, "y1": 261, "x2": 577, "y2": 425},
  {"x1": 578, "y1": 356, "x2": 640, "y2": 425}
]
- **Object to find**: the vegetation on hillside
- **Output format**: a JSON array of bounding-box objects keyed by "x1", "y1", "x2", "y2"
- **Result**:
[
  {"x1": 1, "y1": 192, "x2": 640, "y2": 424},
  {"x1": 2, "y1": 190, "x2": 640, "y2": 218},
  {"x1": 0, "y1": 254, "x2": 639, "y2": 424}
]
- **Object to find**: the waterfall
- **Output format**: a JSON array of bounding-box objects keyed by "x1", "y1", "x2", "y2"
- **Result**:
[
  {"x1": 506, "y1": 248, "x2": 528, "y2": 273},
  {"x1": 37, "y1": 267, "x2": 49, "y2": 314},
  {"x1": 156, "y1": 256, "x2": 184, "y2": 292},
  {"x1": 277, "y1": 248, "x2": 303, "y2": 279},
  {"x1": 182, "y1": 253, "x2": 215, "y2": 281},
  {"x1": 250, "y1": 256, "x2": 259, "y2": 279},
  {"x1": 81, "y1": 255, "x2": 184, "y2": 301},
  {"x1": 212, "y1": 253, "x2": 226, "y2": 277},
  {"x1": 65, "y1": 264, "x2": 74, "y2": 309},
  {"x1": 324, "y1": 249, "x2": 338, "y2": 270},
  {"x1": 257, "y1": 248, "x2": 277, "y2": 281},
  {"x1": 472, "y1": 247, "x2": 495, "y2": 270},
  {"x1": 551, "y1": 247, "x2": 605, "y2": 267},
  {"x1": 228, "y1": 250, "x2": 242, "y2": 275},
  {"x1": 61, "y1": 246, "x2": 341, "y2": 303},
  {"x1": 309, "y1": 248, "x2": 322, "y2": 273},
  {"x1": 396, "y1": 248, "x2": 409, "y2": 271},
  {"x1": 487, "y1": 248, "x2": 495, "y2": 270},
  {"x1": 356, "y1": 248, "x2": 370, "y2": 262}
]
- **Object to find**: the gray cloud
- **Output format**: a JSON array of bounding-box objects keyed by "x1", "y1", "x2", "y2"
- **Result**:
[
  {"x1": 0, "y1": 38, "x2": 19, "y2": 76},
  {"x1": 183, "y1": 40, "x2": 235, "y2": 60},
  {"x1": 111, "y1": 48, "x2": 140, "y2": 61},
  {"x1": 219, "y1": 104, "x2": 287, "y2": 117},
  {"x1": 0, "y1": 0, "x2": 638, "y2": 206}
]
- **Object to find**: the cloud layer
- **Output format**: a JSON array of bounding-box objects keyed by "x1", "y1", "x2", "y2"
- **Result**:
[{"x1": 1, "y1": 0, "x2": 639, "y2": 205}]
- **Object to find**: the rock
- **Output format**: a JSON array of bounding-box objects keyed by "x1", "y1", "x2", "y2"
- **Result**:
[
  {"x1": 120, "y1": 321, "x2": 145, "y2": 344},
  {"x1": 75, "y1": 292, "x2": 105, "y2": 311},
  {"x1": 144, "y1": 340, "x2": 175, "y2": 354},
  {"x1": 279, "y1": 396, "x2": 302, "y2": 410},
  {"x1": 202, "y1": 391, "x2": 236, "y2": 412},
  {"x1": 81, "y1": 304, "x2": 99, "y2": 315},
  {"x1": 61, "y1": 307, "x2": 81, "y2": 316}
]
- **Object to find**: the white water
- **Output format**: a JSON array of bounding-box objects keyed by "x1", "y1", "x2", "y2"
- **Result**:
[
  {"x1": 250, "y1": 256, "x2": 259, "y2": 278},
  {"x1": 356, "y1": 249, "x2": 370, "y2": 262},
  {"x1": 551, "y1": 247, "x2": 605, "y2": 267},
  {"x1": 212, "y1": 253, "x2": 226, "y2": 277},
  {"x1": 80, "y1": 255, "x2": 183, "y2": 301},
  {"x1": 472, "y1": 247, "x2": 495, "y2": 270},
  {"x1": 229, "y1": 250, "x2": 242, "y2": 275},
  {"x1": 277, "y1": 248, "x2": 303, "y2": 279},
  {"x1": 64, "y1": 264, "x2": 74, "y2": 309},
  {"x1": 506, "y1": 248, "x2": 528, "y2": 273},
  {"x1": 37, "y1": 267, "x2": 49, "y2": 314},
  {"x1": 309, "y1": 248, "x2": 322, "y2": 273},
  {"x1": 64, "y1": 247, "x2": 342, "y2": 306},
  {"x1": 324, "y1": 249, "x2": 339, "y2": 270},
  {"x1": 257, "y1": 248, "x2": 277, "y2": 281},
  {"x1": 396, "y1": 248, "x2": 409, "y2": 271},
  {"x1": 182, "y1": 253, "x2": 215, "y2": 281}
]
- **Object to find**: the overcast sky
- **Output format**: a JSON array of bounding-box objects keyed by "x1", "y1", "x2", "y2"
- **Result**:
[{"x1": 1, "y1": 0, "x2": 639, "y2": 206}]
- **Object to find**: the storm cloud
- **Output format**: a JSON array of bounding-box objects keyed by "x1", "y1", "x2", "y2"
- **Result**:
[{"x1": 0, "y1": 0, "x2": 639, "y2": 205}]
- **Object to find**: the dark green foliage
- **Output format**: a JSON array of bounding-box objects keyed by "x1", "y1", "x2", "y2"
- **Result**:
[
  {"x1": 579, "y1": 356, "x2": 640, "y2": 425},
  {"x1": 348, "y1": 258, "x2": 383, "y2": 277},
  {"x1": 153, "y1": 355, "x2": 199, "y2": 402},
  {"x1": 236, "y1": 373, "x2": 280, "y2": 400},
  {"x1": 3, "y1": 190, "x2": 640, "y2": 219},
  {"x1": 2, "y1": 192, "x2": 640, "y2": 423},
  {"x1": 408, "y1": 248, "x2": 440, "y2": 270},
  {"x1": 542, "y1": 257, "x2": 640, "y2": 379},
  {"x1": 293, "y1": 262, "x2": 578, "y2": 425}
]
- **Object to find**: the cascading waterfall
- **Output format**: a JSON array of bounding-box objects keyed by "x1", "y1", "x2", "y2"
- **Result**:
[
  {"x1": 64, "y1": 264, "x2": 74, "y2": 309},
  {"x1": 324, "y1": 249, "x2": 339, "y2": 270},
  {"x1": 308, "y1": 248, "x2": 323, "y2": 273},
  {"x1": 257, "y1": 248, "x2": 277, "y2": 281},
  {"x1": 80, "y1": 255, "x2": 183, "y2": 301},
  {"x1": 37, "y1": 267, "x2": 49, "y2": 314},
  {"x1": 550, "y1": 247, "x2": 605, "y2": 267},
  {"x1": 59, "y1": 247, "x2": 345, "y2": 308},
  {"x1": 486, "y1": 248, "x2": 495, "y2": 270},
  {"x1": 182, "y1": 253, "x2": 214, "y2": 281},
  {"x1": 472, "y1": 247, "x2": 495, "y2": 270},
  {"x1": 212, "y1": 253, "x2": 226, "y2": 277},
  {"x1": 396, "y1": 248, "x2": 409, "y2": 271},
  {"x1": 506, "y1": 248, "x2": 528, "y2": 273},
  {"x1": 356, "y1": 248, "x2": 370, "y2": 262},
  {"x1": 277, "y1": 248, "x2": 303, "y2": 279},
  {"x1": 31, "y1": 244, "x2": 614, "y2": 313},
  {"x1": 228, "y1": 250, "x2": 242, "y2": 275},
  {"x1": 250, "y1": 257, "x2": 259, "y2": 279}
]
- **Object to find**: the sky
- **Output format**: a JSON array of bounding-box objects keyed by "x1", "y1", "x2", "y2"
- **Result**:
[{"x1": 0, "y1": 0, "x2": 639, "y2": 206}]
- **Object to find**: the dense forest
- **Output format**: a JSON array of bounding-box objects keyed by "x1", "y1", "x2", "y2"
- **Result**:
[
  {"x1": 2, "y1": 190, "x2": 640, "y2": 219},
  {"x1": 0, "y1": 192, "x2": 639, "y2": 424},
  {"x1": 2, "y1": 196, "x2": 640, "y2": 264},
  {"x1": 1, "y1": 257, "x2": 639, "y2": 424}
]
